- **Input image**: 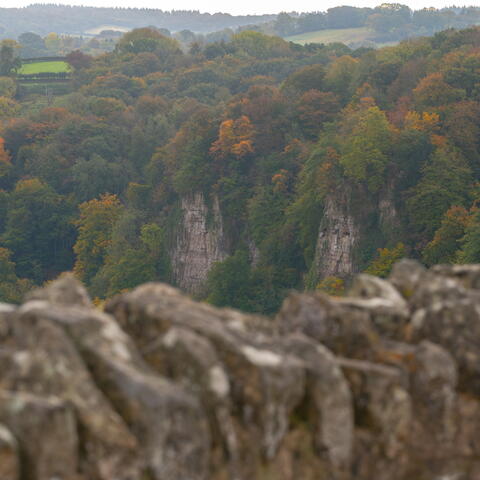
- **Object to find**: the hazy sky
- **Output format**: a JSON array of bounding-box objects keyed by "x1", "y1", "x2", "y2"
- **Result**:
[{"x1": 1, "y1": 1, "x2": 479, "y2": 15}]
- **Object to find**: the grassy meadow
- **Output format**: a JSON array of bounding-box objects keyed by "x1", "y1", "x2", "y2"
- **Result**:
[
  {"x1": 286, "y1": 27, "x2": 396, "y2": 47},
  {"x1": 18, "y1": 61, "x2": 71, "y2": 75}
]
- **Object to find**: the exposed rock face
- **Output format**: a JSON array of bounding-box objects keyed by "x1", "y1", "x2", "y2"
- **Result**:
[
  {"x1": 378, "y1": 179, "x2": 401, "y2": 238},
  {"x1": 172, "y1": 192, "x2": 228, "y2": 293},
  {"x1": 312, "y1": 189, "x2": 359, "y2": 280},
  {"x1": 3, "y1": 262, "x2": 480, "y2": 479},
  {"x1": 311, "y1": 182, "x2": 401, "y2": 284},
  {"x1": 248, "y1": 237, "x2": 261, "y2": 267}
]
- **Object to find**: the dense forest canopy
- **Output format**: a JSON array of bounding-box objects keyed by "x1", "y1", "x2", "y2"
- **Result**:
[{"x1": 2, "y1": 22, "x2": 480, "y2": 313}]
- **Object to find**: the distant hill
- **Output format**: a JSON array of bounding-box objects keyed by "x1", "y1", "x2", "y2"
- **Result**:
[
  {"x1": 0, "y1": 4, "x2": 275, "y2": 38},
  {"x1": 271, "y1": 5, "x2": 480, "y2": 48}
]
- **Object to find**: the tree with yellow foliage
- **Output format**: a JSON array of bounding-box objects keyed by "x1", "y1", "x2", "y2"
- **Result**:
[
  {"x1": 365, "y1": 243, "x2": 406, "y2": 278},
  {"x1": 73, "y1": 194, "x2": 123, "y2": 284}
]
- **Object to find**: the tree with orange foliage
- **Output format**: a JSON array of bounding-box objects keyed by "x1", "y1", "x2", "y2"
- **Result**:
[
  {"x1": 413, "y1": 72, "x2": 465, "y2": 108},
  {"x1": 231, "y1": 85, "x2": 288, "y2": 154},
  {"x1": 210, "y1": 115, "x2": 254, "y2": 161},
  {"x1": 403, "y1": 111, "x2": 440, "y2": 133}
]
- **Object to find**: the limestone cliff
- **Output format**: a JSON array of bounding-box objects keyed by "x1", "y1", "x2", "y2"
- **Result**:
[
  {"x1": 312, "y1": 187, "x2": 360, "y2": 281},
  {"x1": 311, "y1": 181, "x2": 401, "y2": 284},
  {"x1": 378, "y1": 179, "x2": 401, "y2": 239},
  {"x1": 3, "y1": 263, "x2": 480, "y2": 479},
  {"x1": 171, "y1": 192, "x2": 228, "y2": 293}
]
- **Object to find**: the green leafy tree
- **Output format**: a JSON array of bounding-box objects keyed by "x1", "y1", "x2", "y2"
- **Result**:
[
  {"x1": 206, "y1": 250, "x2": 254, "y2": 311},
  {"x1": 103, "y1": 222, "x2": 169, "y2": 297},
  {"x1": 324, "y1": 56, "x2": 358, "y2": 102},
  {"x1": 423, "y1": 206, "x2": 471, "y2": 265},
  {"x1": 116, "y1": 28, "x2": 182, "y2": 61},
  {"x1": 0, "y1": 40, "x2": 21, "y2": 76},
  {"x1": 231, "y1": 31, "x2": 292, "y2": 59},
  {"x1": 0, "y1": 247, "x2": 32, "y2": 303},
  {"x1": 71, "y1": 154, "x2": 127, "y2": 201},
  {"x1": 340, "y1": 106, "x2": 393, "y2": 192},
  {"x1": 206, "y1": 249, "x2": 286, "y2": 314},
  {"x1": 1, "y1": 178, "x2": 75, "y2": 282},
  {"x1": 73, "y1": 194, "x2": 123, "y2": 285},
  {"x1": 282, "y1": 64, "x2": 326, "y2": 94},
  {"x1": 458, "y1": 209, "x2": 480, "y2": 263},
  {"x1": 407, "y1": 147, "x2": 472, "y2": 237}
]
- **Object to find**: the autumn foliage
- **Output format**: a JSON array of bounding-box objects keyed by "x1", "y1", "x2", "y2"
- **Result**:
[
  {"x1": 73, "y1": 194, "x2": 123, "y2": 284},
  {"x1": 1, "y1": 25, "x2": 480, "y2": 313},
  {"x1": 210, "y1": 116, "x2": 255, "y2": 160}
]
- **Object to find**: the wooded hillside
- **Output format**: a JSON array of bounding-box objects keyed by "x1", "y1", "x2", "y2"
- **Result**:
[{"x1": 1, "y1": 25, "x2": 480, "y2": 312}]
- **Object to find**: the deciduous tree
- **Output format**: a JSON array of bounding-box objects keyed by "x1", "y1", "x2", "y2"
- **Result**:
[{"x1": 73, "y1": 194, "x2": 123, "y2": 284}]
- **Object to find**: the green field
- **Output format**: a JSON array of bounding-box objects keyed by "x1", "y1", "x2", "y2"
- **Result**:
[
  {"x1": 286, "y1": 27, "x2": 396, "y2": 47},
  {"x1": 85, "y1": 24, "x2": 130, "y2": 35},
  {"x1": 18, "y1": 61, "x2": 71, "y2": 75}
]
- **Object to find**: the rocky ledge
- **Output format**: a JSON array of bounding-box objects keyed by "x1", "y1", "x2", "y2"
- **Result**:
[{"x1": 2, "y1": 260, "x2": 480, "y2": 480}]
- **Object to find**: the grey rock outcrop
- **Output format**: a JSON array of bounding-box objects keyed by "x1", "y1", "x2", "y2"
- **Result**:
[
  {"x1": 312, "y1": 188, "x2": 359, "y2": 280},
  {"x1": 310, "y1": 181, "x2": 402, "y2": 285},
  {"x1": 3, "y1": 261, "x2": 480, "y2": 479},
  {"x1": 171, "y1": 192, "x2": 228, "y2": 293}
]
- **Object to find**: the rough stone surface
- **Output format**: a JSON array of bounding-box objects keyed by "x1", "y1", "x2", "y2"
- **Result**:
[
  {"x1": 0, "y1": 390, "x2": 80, "y2": 480},
  {"x1": 0, "y1": 423, "x2": 19, "y2": 480},
  {"x1": 276, "y1": 291, "x2": 379, "y2": 358},
  {"x1": 25, "y1": 271, "x2": 92, "y2": 307},
  {"x1": 3, "y1": 262, "x2": 480, "y2": 479},
  {"x1": 388, "y1": 259, "x2": 426, "y2": 299},
  {"x1": 107, "y1": 283, "x2": 308, "y2": 476},
  {"x1": 18, "y1": 299, "x2": 209, "y2": 480},
  {"x1": 280, "y1": 334, "x2": 354, "y2": 473},
  {"x1": 312, "y1": 189, "x2": 359, "y2": 280},
  {"x1": 171, "y1": 192, "x2": 229, "y2": 293}
]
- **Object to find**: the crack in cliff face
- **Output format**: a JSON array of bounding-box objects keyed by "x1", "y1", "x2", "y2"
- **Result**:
[{"x1": 171, "y1": 192, "x2": 228, "y2": 293}]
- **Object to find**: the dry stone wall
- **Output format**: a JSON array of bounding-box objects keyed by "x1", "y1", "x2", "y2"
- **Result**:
[{"x1": 2, "y1": 261, "x2": 480, "y2": 479}]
